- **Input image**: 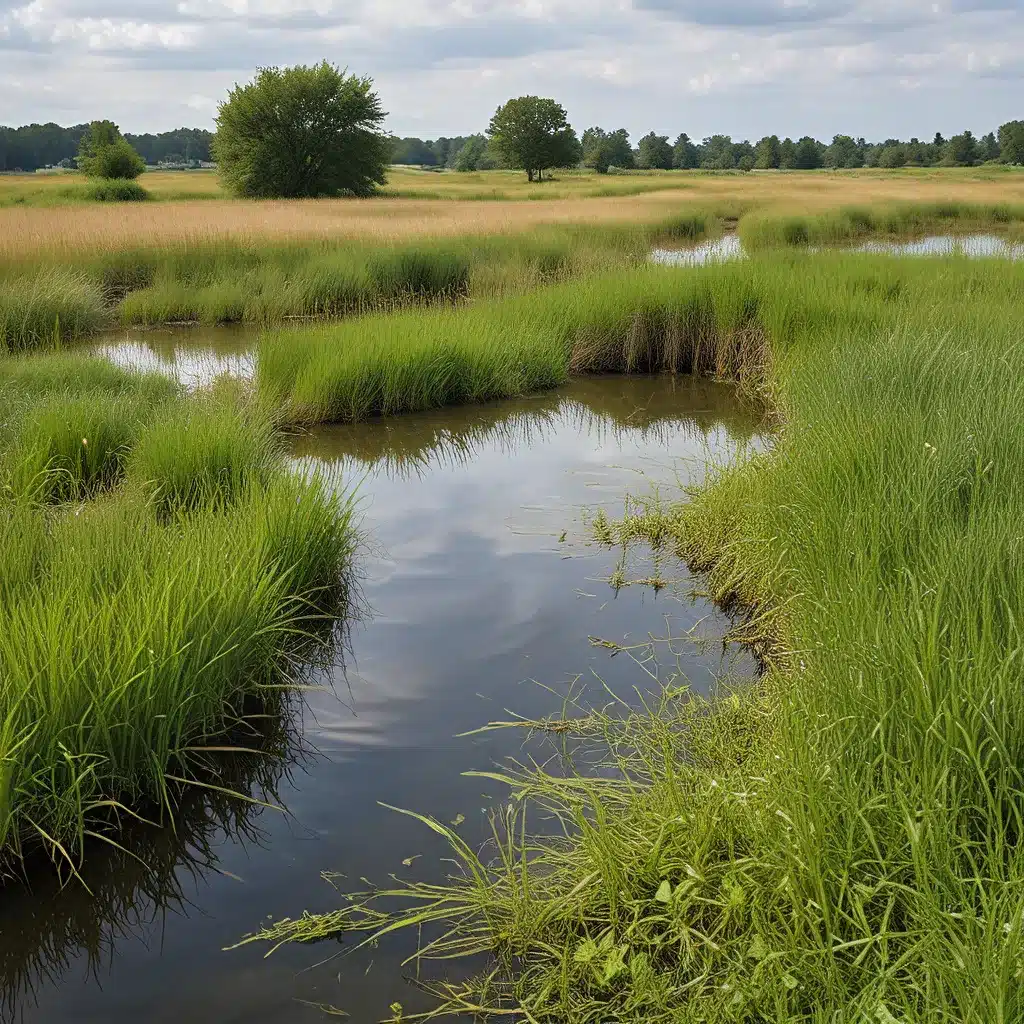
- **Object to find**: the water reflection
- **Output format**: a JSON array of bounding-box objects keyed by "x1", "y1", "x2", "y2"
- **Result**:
[
  {"x1": 92, "y1": 327, "x2": 256, "y2": 388},
  {"x1": 651, "y1": 232, "x2": 1024, "y2": 266},
  {"x1": 0, "y1": 717, "x2": 295, "y2": 1023},
  {"x1": 1, "y1": 375, "x2": 761, "y2": 1023}
]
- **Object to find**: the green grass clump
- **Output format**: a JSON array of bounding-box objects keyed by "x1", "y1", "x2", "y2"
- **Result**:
[
  {"x1": 83, "y1": 180, "x2": 150, "y2": 203},
  {"x1": 0, "y1": 271, "x2": 107, "y2": 354},
  {"x1": 740, "y1": 200, "x2": 1024, "y2": 249},
  {"x1": 127, "y1": 386, "x2": 278, "y2": 515},
  {"x1": 244, "y1": 253, "x2": 1024, "y2": 1022},
  {"x1": 0, "y1": 350, "x2": 357, "y2": 869}
]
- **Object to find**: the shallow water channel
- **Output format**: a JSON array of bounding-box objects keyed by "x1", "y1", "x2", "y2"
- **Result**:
[{"x1": 1, "y1": 335, "x2": 764, "y2": 1022}]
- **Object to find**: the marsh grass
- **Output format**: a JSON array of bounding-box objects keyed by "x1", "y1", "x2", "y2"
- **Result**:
[
  {"x1": 243, "y1": 253, "x2": 1024, "y2": 1022},
  {"x1": 739, "y1": 200, "x2": 1024, "y2": 249},
  {"x1": 0, "y1": 270, "x2": 107, "y2": 353},
  {"x1": 0, "y1": 351, "x2": 357, "y2": 870}
]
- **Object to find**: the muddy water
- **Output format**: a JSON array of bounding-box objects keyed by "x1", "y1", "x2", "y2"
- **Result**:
[{"x1": 0, "y1": 370, "x2": 762, "y2": 1023}]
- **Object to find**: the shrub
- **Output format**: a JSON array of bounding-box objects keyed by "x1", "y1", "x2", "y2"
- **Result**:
[{"x1": 86, "y1": 180, "x2": 150, "y2": 202}]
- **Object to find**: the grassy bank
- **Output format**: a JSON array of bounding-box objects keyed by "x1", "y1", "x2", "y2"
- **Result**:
[
  {"x1": 0, "y1": 216, "x2": 725, "y2": 352},
  {"x1": 242, "y1": 252, "x2": 1024, "y2": 1021},
  {"x1": 740, "y1": 199, "x2": 1024, "y2": 248},
  {"x1": 0, "y1": 352, "x2": 356, "y2": 871},
  {"x1": 258, "y1": 246, "x2": 1024, "y2": 426}
]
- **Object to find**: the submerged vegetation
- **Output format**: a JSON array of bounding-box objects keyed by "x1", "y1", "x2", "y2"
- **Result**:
[
  {"x1": 240, "y1": 250, "x2": 1024, "y2": 1022},
  {"x1": 0, "y1": 353, "x2": 356, "y2": 871}
]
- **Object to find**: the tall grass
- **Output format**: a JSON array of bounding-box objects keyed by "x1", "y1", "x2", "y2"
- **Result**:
[
  {"x1": 0, "y1": 217, "x2": 721, "y2": 349},
  {"x1": 0, "y1": 271, "x2": 107, "y2": 354},
  {"x1": 739, "y1": 200, "x2": 1024, "y2": 249},
  {"x1": 243, "y1": 253, "x2": 1024, "y2": 1022},
  {"x1": 0, "y1": 352, "x2": 357, "y2": 870}
]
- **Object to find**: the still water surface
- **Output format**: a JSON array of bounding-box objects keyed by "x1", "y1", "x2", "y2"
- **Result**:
[{"x1": 0, "y1": 370, "x2": 760, "y2": 1023}]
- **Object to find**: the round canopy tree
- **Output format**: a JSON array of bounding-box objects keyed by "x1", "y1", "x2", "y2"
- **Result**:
[
  {"x1": 487, "y1": 96, "x2": 580, "y2": 182},
  {"x1": 213, "y1": 62, "x2": 390, "y2": 198},
  {"x1": 77, "y1": 121, "x2": 145, "y2": 179}
]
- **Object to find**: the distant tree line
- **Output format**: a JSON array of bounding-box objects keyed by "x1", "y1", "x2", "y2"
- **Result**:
[
  {"x1": 395, "y1": 122, "x2": 1024, "y2": 173},
  {"x1": 3, "y1": 111, "x2": 1023, "y2": 178},
  {"x1": 0, "y1": 123, "x2": 214, "y2": 172}
]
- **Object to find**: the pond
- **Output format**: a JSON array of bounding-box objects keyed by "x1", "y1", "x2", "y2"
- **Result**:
[{"x1": 0, "y1": 366, "x2": 762, "y2": 1023}]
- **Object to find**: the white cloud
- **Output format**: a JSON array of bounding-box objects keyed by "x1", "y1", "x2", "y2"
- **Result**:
[{"x1": 0, "y1": 0, "x2": 1021, "y2": 137}]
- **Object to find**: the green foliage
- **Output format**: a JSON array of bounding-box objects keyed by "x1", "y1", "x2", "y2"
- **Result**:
[
  {"x1": 77, "y1": 122, "x2": 145, "y2": 179},
  {"x1": 213, "y1": 62, "x2": 390, "y2": 198},
  {"x1": 0, "y1": 354, "x2": 356, "y2": 867},
  {"x1": 582, "y1": 128, "x2": 635, "y2": 174},
  {"x1": 85, "y1": 179, "x2": 150, "y2": 202},
  {"x1": 823, "y1": 134, "x2": 861, "y2": 169},
  {"x1": 249, "y1": 254, "x2": 1024, "y2": 1022},
  {"x1": 739, "y1": 200, "x2": 1024, "y2": 249},
  {"x1": 487, "y1": 96, "x2": 581, "y2": 182},
  {"x1": 452, "y1": 135, "x2": 489, "y2": 171},
  {"x1": 754, "y1": 135, "x2": 782, "y2": 169},
  {"x1": 945, "y1": 130, "x2": 979, "y2": 166},
  {"x1": 793, "y1": 136, "x2": 823, "y2": 169},
  {"x1": 672, "y1": 133, "x2": 699, "y2": 169},
  {"x1": 636, "y1": 132, "x2": 673, "y2": 170},
  {"x1": 701, "y1": 134, "x2": 736, "y2": 170},
  {"x1": 999, "y1": 120, "x2": 1024, "y2": 165},
  {"x1": 877, "y1": 144, "x2": 907, "y2": 168},
  {"x1": 0, "y1": 270, "x2": 107, "y2": 353}
]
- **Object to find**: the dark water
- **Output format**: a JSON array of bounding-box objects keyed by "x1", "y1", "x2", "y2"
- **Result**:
[{"x1": 0, "y1": 371, "x2": 761, "y2": 1023}]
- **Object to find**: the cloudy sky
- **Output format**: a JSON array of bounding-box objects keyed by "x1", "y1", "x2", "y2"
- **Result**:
[{"x1": 1, "y1": 0, "x2": 1021, "y2": 140}]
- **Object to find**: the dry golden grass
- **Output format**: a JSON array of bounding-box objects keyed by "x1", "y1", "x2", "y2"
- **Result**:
[{"x1": 1, "y1": 167, "x2": 1023, "y2": 258}]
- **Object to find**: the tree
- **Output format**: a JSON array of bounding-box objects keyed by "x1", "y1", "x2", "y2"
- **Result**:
[
  {"x1": 754, "y1": 135, "x2": 781, "y2": 169},
  {"x1": 487, "y1": 96, "x2": 580, "y2": 181},
  {"x1": 980, "y1": 131, "x2": 1000, "y2": 162},
  {"x1": 779, "y1": 137, "x2": 798, "y2": 169},
  {"x1": 794, "y1": 136, "x2": 823, "y2": 169},
  {"x1": 999, "y1": 121, "x2": 1024, "y2": 165},
  {"x1": 945, "y1": 130, "x2": 978, "y2": 166},
  {"x1": 453, "y1": 135, "x2": 489, "y2": 171},
  {"x1": 701, "y1": 135, "x2": 735, "y2": 170},
  {"x1": 582, "y1": 128, "x2": 634, "y2": 173},
  {"x1": 824, "y1": 135, "x2": 860, "y2": 169},
  {"x1": 878, "y1": 144, "x2": 907, "y2": 168},
  {"x1": 213, "y1": 62, "x2": 390, "y2": 198},
  {"x1": 392, "y1": 137, "x2": 437, "y2": 166},
  {"x1": 672, "y1": 133, "x2": 700, "y2": 169},
  {"x1": 636, "y1": 132, "x2": 673, "y2": 170},
  {"x1": 77, "y1": 121, "x2": 145, "y2": 179}
]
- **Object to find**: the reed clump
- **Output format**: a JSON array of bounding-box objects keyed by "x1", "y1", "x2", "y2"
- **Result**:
[
  {"x1": 242, "y1": 253, "x2": 1024, "y2": 1022},
  {"x1": 0, "y1": 352, "x2": 357, "y2": 871},
  {"x1": 739, "y1": 200, "x2": 1024, "y2": 249}
]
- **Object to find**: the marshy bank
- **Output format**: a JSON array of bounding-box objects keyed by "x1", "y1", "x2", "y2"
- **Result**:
[
  {"x1": 3, "y1": 199, "x2": 1024, "y2": 355},
  {"x1": 0, "y1": 375, "x2": 761, "y2": 1022},
  {"x1": 0, "y1": 353, "x2": 356, "y2": 872},
  {"x1": 238, "y1": 251, "x2": 1024, "y2": 1022},
  {"x1": 0, "y1": 214, "x2": 724, "y2": 353}
]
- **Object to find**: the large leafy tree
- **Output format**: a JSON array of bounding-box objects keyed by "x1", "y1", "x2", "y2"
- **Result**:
[
  {"x1": 636, "y1": 132, "x2": 673, "y2": 170},
  {"x1": 213, "y1": 62, "x2": 390, "y2": 198},
  {"x1": 582, "y1": 127, "x2": 634, "y2": 173},
  {"x1": 998, "y1": 121, "x2": 1024, "y2": 165},
  {"x1": 672, "y1": 133, "x2": 700, "y2": 169},
  {"x1": 487, "y1": 96, "x2": 580, "y2": 181},
  {"x1": 77, "y1": 120, "x2": 145, "y2": 179}
]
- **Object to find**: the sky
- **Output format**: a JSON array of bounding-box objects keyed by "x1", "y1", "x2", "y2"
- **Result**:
[{"x1": 1, "y1": 0, "x2": 1022, "y2": 141}]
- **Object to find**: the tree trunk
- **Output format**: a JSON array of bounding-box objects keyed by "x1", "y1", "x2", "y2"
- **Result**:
[{"x1": 527, "y1": 168, "x2": 534, "y2": 182}]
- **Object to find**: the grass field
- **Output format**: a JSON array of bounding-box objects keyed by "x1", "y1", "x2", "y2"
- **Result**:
[
  {"x1": 240, "y1": 252, "x2": 1024, "y2": 1023},
  {"x1": 1, "y1": 166, "x2": 1023, "y2": 257},
  {"x1": 0, "y1": 353, "x2": 356, "y2": 870}
]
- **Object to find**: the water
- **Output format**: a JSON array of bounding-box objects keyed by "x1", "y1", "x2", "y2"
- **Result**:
[
  {"x1": 0, "y1": 372, "x2": 761, "y2": 1023},
  {"x1": 650, "y1": 232, "x2": 1024, "y2": 266}
]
